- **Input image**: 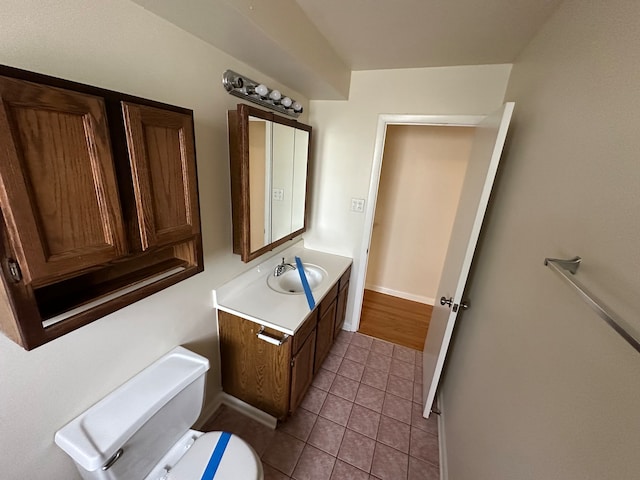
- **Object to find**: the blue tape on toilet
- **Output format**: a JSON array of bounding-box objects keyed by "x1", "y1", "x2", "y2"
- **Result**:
[
  {"x1": 200, "y1": 431, "x2": 231, "y2": 480},
  {"x1": 295, "y1": 256, "x2": 316, "y2": 310}
]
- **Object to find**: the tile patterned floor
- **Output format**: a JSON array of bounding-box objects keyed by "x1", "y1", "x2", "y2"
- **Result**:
[{"x1": 203, "y1": 332, "x2": 440, "y2": 480}]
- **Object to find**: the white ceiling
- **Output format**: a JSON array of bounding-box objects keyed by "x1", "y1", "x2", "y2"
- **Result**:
[
  {"x1": 295, "y1": 0, "x2": 562, "y2": 70},
  {"x1": 131, "y1": 0, "x2": 562, "y2": 100}
]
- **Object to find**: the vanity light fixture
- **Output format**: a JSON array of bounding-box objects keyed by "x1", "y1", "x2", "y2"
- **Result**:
[{"x1": 222, "y1": 69, "x2": 303, "y2": 118}]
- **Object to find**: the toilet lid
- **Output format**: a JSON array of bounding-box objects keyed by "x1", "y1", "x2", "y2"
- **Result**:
[{"x1": 167, "y1": 431, "x2": 262, "y2": 480}]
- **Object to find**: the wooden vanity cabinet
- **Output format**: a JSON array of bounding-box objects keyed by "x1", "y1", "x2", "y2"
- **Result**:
[
  {"x1": 218, "y1": 309, "x2": 318, "y2": 419},
  {"x1": 218, "y1": 267, "x2": 351, "y2": 420},
  {"x1": 0, "y1": 65, "x2": 203, "y2": 350}
]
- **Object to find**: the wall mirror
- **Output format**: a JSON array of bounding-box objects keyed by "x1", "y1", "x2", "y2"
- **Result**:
[{"x1": 228, "y1": 103, "x2": 312, "y2": 262}]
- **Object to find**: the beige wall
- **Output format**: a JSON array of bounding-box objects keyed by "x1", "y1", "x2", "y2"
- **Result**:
[
  {"x1": 0, "y1": 1, "x2": 308, "y2": 479},
  {"x1": 441, "y1": 1, "x2": 640, "y2": 479},
  {"x1": 307, "y1": 65, "x2": 512, "y2": 329},
  {"x1": 366, "y1": 125, "x2": 473, "y2": 304}
]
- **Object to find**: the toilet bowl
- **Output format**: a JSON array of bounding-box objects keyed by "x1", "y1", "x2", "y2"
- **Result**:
[{"x1": 54, "y1": 347, "x2": 263, "y2": 480}]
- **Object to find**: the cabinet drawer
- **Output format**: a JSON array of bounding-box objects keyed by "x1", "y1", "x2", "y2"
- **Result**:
[
  {"x1": 292, "y1": 310, "x2": 317, "y2": 354},
  {"x1": 319, "y1": 283, "x2": 339, "y2": 317}
]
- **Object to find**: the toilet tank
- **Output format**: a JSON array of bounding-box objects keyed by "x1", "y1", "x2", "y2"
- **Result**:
[{"x1": 55, "y1": 347, "x2": 210, "y2": 480}]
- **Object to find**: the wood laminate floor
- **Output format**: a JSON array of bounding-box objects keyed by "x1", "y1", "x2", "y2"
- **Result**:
[{"x1": 358, "y1": 289, "x2": 432, "y2": 351}]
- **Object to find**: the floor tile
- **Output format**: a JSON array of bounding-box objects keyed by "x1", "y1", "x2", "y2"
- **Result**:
[
  {"x1": 312, "y1": 368, "x2": 336, "y2": 391},
  {"x1": 386, "y1": 375, "x2": 413, "y2": 401},
  {"x1": 377, "y1": 415, "x2": 411, "y2": 453},
  {"x1": 347, "y1": 404, "x2": 380, "y2": 439},
  {"x1": 335, "y1": 330, "x2": 354, "y2": 346},
  {"x1": 351, "y1": 333, "x2": 374, "y2": 350},
  {"x1": 414, "y1": 351, "x2": 423, "y2": 366},
  {"x1": 322, "y1": 354, "x2": 343, "y2": 373},
  {"x1": 365, "y1": 352, "x2": 392, "y2": 373},
  {"x1": 410, "y1": 402, "x2": 438, "y2": 437},
  {"x1": 345, "y1": 344, "x2": 370, "y2": 364},
  {"x1": 262, "y1": 431, "x2": 305, "y2": 476},
  {"x1": 408, "y1": 456, "x2": 440, "y2": 480},
  {"x1": 392, "y1": 345, "x2": 417, "y2": 364},
  {"x1": 308, "y1": 417, "x2": 346, "y2": 456},
  {"x1": 409, "y1": 427, "x2": 439, "y2": 466},
  {"x1": 329, "y1": 374, "x2": 360, "y2": 401},
  {"x1": 371, "y1": 338, "x2": 394, "y2": 357},
  {"x1": 414, "y1": 366, "x2": 423, "y2": 385},
  {"x1": 319, "y1": 393, "x2": 353, "y2": 426},
  {"x1": 337, "y1": 429, "x2": 376, "y2": 473},
  {"x1": 389, "y1": 358, "x2": 415, "y2": 381},
  {"x1": 337, "y1": 358, "x2": 365, "y2": 381},
  {"x1": 412, "y1": 383, "x2": 423, "y2": 405},
  {"x1": 371, "y1": 442, "x2": 409, "y2": 480},
  {"x1": 264, "y1": 463, "x2": 292, "y2": 480},
  {"x1": 382, "y1": 393, "x2": 412, "y2": 424},
  {"x1": 292, "y1": 444, "x2": 336, "y2": 480},
  {"x1": 279, "y1": 408, "x2": 318, "y2": 442},
  {"x1": 329, "y1": 341, "x2": 348, "y2": 357},
  {"x1": 301, "y1": 386, "x2": 328, "y2": 414},
  {"x1": 330, "y1": 460, "x2": 370, "y2": 480},
  {"x1": 354, "y1": 384, "x2": 385, "y2": 412},
  {"x1": 361, "y1": 367, "x2": 388, "y2": 391}
]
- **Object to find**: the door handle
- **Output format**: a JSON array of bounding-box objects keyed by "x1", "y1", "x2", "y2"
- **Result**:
[
  {"x1": 441, "y1": 297, "x2": 470, "y2": 311},
  {"x1": 440, "y1": 296, "x2": 453, "y2": 307}
]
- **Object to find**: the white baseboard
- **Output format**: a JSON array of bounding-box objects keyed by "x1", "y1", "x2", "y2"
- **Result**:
[
  {"x1": 436, "y1": 391, "x2": 448, "y2": 480},
  {"x1": 365, "y1": 284, "x2": 435, "y2": 305},
  {"x1": 218, "y1": 392, "x2": 278, "y2": 429}
]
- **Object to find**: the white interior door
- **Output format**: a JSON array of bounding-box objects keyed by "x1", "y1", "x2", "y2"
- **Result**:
[{"x1": 422, "y1": 103, "x2": 514, "y2": 418}]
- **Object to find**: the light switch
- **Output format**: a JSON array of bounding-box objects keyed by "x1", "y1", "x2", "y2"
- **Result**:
[
  {"x1": 272, "y1": 188, "x2": 284, "y2": 201},
  {"x1": 351, "y1": 198, "x2": 365, "y2": 213}
]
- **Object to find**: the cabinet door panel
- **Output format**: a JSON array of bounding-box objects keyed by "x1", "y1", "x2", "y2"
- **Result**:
[
  {"x1": 218, "y1": 311, "x2": 292, "y2": 419},
  {"x1": 290, "y1": 328, "x2": 316, "y2": 413},
  {"x1": 315, "y1": 299, "x2": 336, "y2": 373},
  {"x1": 0, "y1": 76, "x2": 126, "y2": 284},
  {"x1": 122, "y1": 103, "x2": 199, "y2": 250},
  {"x1": 335, "y1": 282, "x2": 349, "y2": 337}
]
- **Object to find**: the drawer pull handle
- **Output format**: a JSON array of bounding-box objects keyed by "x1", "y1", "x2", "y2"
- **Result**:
[{"x1": 256, "y1": 326, "x2": 289, "y2": 346}]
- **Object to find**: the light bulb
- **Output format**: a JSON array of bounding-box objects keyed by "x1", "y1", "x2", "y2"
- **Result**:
[
  {"x1": 292, "y1": 102, "x2": 303, "y2": 113},
  {"x1": 255, "y1": 84, "x2": 269, "y2": 97},
  {"x1": 269, "y1": 90, "x2": 282, "y2": 101},
  {"x1": 281, "y1": 97, "x2": 292, "y2": 108}
]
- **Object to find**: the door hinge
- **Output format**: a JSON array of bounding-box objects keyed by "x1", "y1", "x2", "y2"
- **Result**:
[{"x1": 5, "y1": 258, "x2": 22, "y2": 282}]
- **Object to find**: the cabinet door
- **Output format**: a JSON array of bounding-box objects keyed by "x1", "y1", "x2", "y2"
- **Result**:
[
  {"x1": 335, "y1": 282, "x2": 349, "y2": 338},
  {"x1": 315, "y1": 299, "x2": 337, "y2": 373},
  {"x1": 122, "y1": 103, "x2": 199, "y2": 250},
  {"x1": 0, "y1": 76, "x2": 126, "y2": 284},
  {"x1": 218, "y1": 311, "x2": 292, "y2": 420},
  {"x1": 290, "y1": 328, "x2": 316, "y2": 413}
]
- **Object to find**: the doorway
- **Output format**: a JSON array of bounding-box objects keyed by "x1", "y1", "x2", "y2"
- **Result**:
[
  {"x1": 351, "y1": 114, "x2": 484, "y2": 348},
  {"x1": 358, "y1": 124, "x2": 475, "y2": 349}
]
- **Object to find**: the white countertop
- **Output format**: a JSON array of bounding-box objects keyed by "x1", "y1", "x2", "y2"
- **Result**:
[{"x1": 213, "y1": 242, "x2": 352, "y2": 335}]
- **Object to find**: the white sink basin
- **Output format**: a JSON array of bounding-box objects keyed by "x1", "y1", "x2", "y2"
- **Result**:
[{"x1": 267, "y1": 263, "x2": 327, "y2": 295}]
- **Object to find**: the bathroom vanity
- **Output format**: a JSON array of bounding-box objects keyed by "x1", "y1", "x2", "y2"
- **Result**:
[{"x1": 214, "y1": 243, "x2": 351, "y2": 420}]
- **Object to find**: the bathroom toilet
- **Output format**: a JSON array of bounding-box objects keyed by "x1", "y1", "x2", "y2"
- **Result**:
[{"x1": 55, "y1": 346, "x2": 263, "y2": 480}]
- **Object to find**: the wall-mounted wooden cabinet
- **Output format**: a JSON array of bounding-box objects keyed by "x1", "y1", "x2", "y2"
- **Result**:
[{"x1": 0, "y1": 65, "x2": 203, "y2": 350}]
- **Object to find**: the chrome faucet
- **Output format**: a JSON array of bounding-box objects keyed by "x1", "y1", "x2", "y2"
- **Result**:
[{"x1": 274, "y1": 257, "x2": 296, "y2": 277}]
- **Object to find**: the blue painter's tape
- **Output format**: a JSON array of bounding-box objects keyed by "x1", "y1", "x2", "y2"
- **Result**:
[
  {"x1": 295, "y1": 256, "x2": 316, "y2": 310},
  {"x1": 200, "y1": 431, "x2": 231, "y2": 480}
]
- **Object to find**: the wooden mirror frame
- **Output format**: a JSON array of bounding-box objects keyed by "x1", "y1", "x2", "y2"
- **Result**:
[{"x1": 228, "y1": 103, "x2": 312, "y2": 262}]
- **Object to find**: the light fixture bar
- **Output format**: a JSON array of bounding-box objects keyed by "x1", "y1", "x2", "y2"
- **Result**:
[{"x1": 222, "y1": 70, "x2": 303, "y2": 118}]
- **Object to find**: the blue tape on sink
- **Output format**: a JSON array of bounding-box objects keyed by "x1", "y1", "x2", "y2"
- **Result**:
[{"x1": 295, "y1": 256, "x2": 316, "y2": 310}]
